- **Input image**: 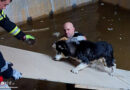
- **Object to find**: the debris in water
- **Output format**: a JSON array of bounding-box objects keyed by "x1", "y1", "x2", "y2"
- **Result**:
[
  {"x1": 100, "y1": 3, "x2": 104, "y2": 6},
  {"x1": 98, "y1": 38, "x2": 101, "y2": 41},
  {"x1": 119, "y1": 37, "x2": 122, "y2": 40},
  {"x1": 24, "y1": 27, "x2": 49, "y2": 33},
  {"x1": 108, "y1": 19, "x2": 110, "y2": 22},
  {"x1": 114, "y1": 11, "x2": 118, "y2": 15},
  {"x1": 111, "y1": 19, "x2": 114, "y2": 22},
  {"x1": 40, "y1": 20, "x2": 44, "y2": 23},
  {"x1": 102, "y1": 16, "x2": 106, "y2": 19},
  {"x1": 0, "y1": 37, "x2": 4, "y2": 40},
  {"x1": 81, "y1": 8, "x2": 84, "y2": 11},
  {"x1": 53, "y1": 32, "x2": 60, "y2": 37},
  {"x1": 108, "y1": 19, "x2": 114, "y2": 22},
  {"x1": 107, "y1": 28, "x2": 113, "y2": 31},
  {"x1": 118, "y1": 18, "x2": 121, "y2": 21}
]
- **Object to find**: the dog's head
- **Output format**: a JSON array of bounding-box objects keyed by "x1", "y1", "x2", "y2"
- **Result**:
[{"x1": 53, "y1": 40, "x2": 71, "y2": 56}]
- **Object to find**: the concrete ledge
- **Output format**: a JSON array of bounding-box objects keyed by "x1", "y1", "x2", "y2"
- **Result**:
[{"x1": 0, "y1": 45, "x2": 130, "y2": 90}]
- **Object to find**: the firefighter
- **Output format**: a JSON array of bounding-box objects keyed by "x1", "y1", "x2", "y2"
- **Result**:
[
  {"x1": 0, "y1": 0, "x2": 35, "y2": 45},
  {"x1": 0, "y1": 0, "x2": 35, "y2": 83},
  {"x1": 60, "y1": 22, "x2": 87, "y2": 43}
]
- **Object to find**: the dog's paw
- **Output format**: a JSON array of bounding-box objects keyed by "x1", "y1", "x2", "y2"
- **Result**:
[
  {"x1": 53, "y1": 57, "x2": 60, "y2": 61},
  {"x1": 71, "y1": 69, "x2": 79, "y2": 74},
  {"x1": 53, "y1": 54, "x2": 62, "y2": 61},
  {"x1": 53, "y1": 57, "x2": 61, "y2": 61}
]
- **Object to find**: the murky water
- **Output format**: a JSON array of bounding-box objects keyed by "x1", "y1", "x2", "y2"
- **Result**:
[{"x1": 0, "y1": 2, "x2": 130, "y2": 90}]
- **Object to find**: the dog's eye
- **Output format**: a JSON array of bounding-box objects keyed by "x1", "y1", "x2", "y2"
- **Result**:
[{"x1": 58, "y1": 45, "x2": 64, "y2": 50}]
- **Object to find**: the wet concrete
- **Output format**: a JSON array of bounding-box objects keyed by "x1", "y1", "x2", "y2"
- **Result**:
[{"x1": 0, "y1": 2, "x2": 130, "y2": 90}]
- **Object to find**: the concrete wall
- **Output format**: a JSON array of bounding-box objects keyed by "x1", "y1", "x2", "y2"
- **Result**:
[
  {"x1": 4, "y1": 0, "x2": 97, "y2": 23},
  {"x1": 102, "y1": 0, "x2": 130, "y2": 10}
]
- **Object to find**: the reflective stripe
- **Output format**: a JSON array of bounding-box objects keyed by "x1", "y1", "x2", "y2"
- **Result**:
[
  {"x1": 0, "y1": 15, "x2": 3, "y2": 20},
  {"x1": 10, "y1": 26, "x2": 21, "y2": 36},
  {"x1": 0, "y1": 10, "x2": 6, "y2": 21},
  {"x1": 2, "y1": 10, "x2": 6, "y2": 18}
]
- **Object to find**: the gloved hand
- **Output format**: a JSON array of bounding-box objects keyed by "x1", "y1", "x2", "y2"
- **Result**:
[
  {"x1": 12, "y1": 69, "x2": 22, "y2": 80},
  {"x1": 23, "y1": 35, "x2": 35, "y2": 45}
]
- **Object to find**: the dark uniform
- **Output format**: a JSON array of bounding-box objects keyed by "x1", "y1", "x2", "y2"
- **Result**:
[
  {"x1": 0, "y1": 52, "x2": 13, "y2": 79},
  {"x1": 0, "y1": 10, "x2": 26, "y2": 80},
  {"x1": 0, "y1": 10, "x2": 25, "y2": 40}
]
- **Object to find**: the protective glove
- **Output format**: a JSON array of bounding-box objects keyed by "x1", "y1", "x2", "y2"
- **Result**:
[
  {"x1": 12, "y1": 69, "x2": 22, "y2": 80},
  {"x1": 23, "y1": 35, "x2": 35, "y2": 45}
]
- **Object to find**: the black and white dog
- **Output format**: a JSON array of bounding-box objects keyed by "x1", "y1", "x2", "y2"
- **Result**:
[{"x1": 53, "y1": 40, "x2": 116, "y2": 74}]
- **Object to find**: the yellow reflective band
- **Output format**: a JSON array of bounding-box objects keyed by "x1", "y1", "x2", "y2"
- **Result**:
[
  {"x1": 0, "y1": 10, "x2": 6, "y2": 21},
  {"x1": 0, "y1": 15, "x2": 3, "y2": 21},
  {"x1": 10, "y1": 26, "x2": 21, "y2": 36},
  {"x1": 2, "y1": 10, "x2": 6, "y2": 18},
  {"x1": 2, "y1": 10, "x2": 4, "y2": 15}
]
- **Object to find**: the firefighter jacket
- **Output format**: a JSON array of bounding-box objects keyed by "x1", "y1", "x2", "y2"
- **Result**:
[{"x1": 0, "y1": 10, "x2": 25, "y2": 40}]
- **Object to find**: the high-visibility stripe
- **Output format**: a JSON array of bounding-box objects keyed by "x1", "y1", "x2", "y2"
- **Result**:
[
  {"x1": 0, "y1": 10, "x2": 6, "y2": 21},
  {"x1": 2, "y1": 10, "x2": 6, "y2": 18},
  {"x1": 9, "y1": 26, "x2": 21, "y2": 36},
  {"x1": 0, "y1": 15, "x2": 3, "y2": 21}
]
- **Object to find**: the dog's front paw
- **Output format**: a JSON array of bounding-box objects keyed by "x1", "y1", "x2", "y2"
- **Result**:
[
  {"x1": 53, "y1": 54, "x2": 62, "y2": 61},
  {"x1": 53, "y1": 57, "x2": 60, "y2": 61},
  {"x1": 71, "y1": 69, "x2": 79, "y2": 74}
]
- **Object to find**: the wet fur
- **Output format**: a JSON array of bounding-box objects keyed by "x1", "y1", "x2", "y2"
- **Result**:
[{"x1": 54, "y1": 40, "x2": 116, "y2": 74}]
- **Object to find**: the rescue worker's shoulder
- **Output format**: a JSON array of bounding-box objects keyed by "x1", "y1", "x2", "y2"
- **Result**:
[
  {"x1": 74, "y1": 31, "x2": 87, "y2": 40},
  {"x1": 74, "y1": 31, "x2": 84, "y2": 37}
]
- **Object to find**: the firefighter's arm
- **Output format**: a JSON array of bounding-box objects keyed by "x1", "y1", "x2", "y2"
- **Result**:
[{"x1": 0, "y1": 10, "x2": 35, "y2": 45}]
